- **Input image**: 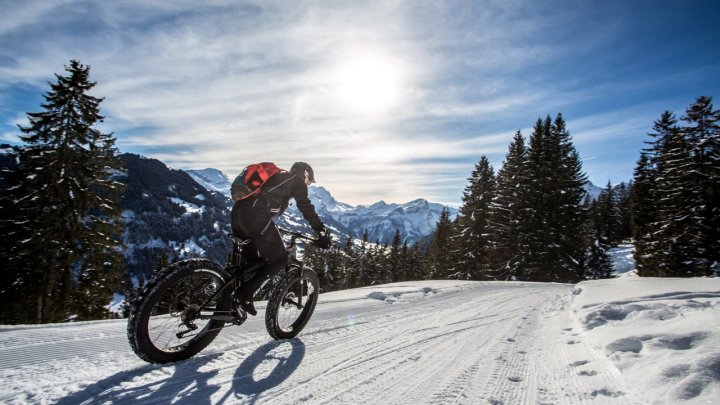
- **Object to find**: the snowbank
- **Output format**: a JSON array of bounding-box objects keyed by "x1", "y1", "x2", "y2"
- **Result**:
[{"x1": 571, "y1": 275, "x2": 720, "y2": 403}]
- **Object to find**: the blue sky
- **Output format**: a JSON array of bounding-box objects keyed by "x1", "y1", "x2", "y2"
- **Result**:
[{"x1": 1, "y1": 0, "x2": 718, "y2": 206}]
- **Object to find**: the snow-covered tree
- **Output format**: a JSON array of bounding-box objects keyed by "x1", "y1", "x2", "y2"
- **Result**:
[
  {"x1": 426, "y1": 207, "x2": 455, "y2": 279},
  {"x1": 388, "y1": 229, "x2": 404, "y2": 282},
  {"x1": 592, "y1": 181, "x2": 623, "y2": 245},
  {"x1": 682, "y1": 96, "x2": 720, "y2": 276},
  {"x1": 489, "y1": 131, "x2": 530, "y2": 280},
  {"x1": 455, "y1": 156, "x2": 496, "y2": 279},
  {"x1": 0, "y1": 61, "x2": 126, "y2": 323},
  {"x1": 523, "y1": 115, "x2": 588, "y2": 282},
  {"x1": 633, "y1": 96, "x2": 719, "y2": 277},
  {"x1": 585, "y1": 236, "x2": 615, "y2": 280}
]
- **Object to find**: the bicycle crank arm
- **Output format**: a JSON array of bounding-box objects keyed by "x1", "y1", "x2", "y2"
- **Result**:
[{"x1": 198, "y1": 311, "x2": 235, "y2": 321}]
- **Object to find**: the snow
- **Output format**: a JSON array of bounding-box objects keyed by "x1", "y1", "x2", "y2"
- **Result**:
[
  {"x1": 1, "y1": 268, "x2": 718, "y2": 403},
  {"x1": 169, "y1": 197, "x2": 204, "y2": 215},
  {"x1": 608, "y1": 244, "x2": 637, "y2": 276}
]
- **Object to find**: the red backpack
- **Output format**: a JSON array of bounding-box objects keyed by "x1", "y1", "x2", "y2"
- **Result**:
[{"x1": 230, "y1": 162, "x2": 283, "y2": 201}]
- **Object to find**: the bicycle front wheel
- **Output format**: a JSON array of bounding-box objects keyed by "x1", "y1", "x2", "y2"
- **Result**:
[
  {"x1": 265, "y1": 267, "x2": 320, "y2": 340},
  {"x1": 127, "y1": 259, "x2": 231, "y2": 363}
]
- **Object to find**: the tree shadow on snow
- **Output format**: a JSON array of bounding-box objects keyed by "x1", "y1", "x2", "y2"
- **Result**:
[{"x1": 55, "y1": 339, "x2": 305, "y2": 404}]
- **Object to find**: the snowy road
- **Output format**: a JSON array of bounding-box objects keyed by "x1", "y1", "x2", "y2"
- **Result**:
[{"x1": 2, "y1": 278, "x2": 718, "y2": 404}]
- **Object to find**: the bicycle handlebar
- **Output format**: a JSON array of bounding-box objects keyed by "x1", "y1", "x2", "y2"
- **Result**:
[{"x1": 278, "y1": 227, "x2": 317, "y2": 242}]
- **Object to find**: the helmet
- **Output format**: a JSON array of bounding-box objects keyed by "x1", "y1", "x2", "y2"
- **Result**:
[{"x1": 291, "y1": 162, "x2": 315, "y2": 183}]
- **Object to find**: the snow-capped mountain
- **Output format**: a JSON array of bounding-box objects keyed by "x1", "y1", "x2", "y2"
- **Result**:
[
  {"x1": 583, "y1": 181, "x2": 603, "y2": 200},
  {"x1": 287, "y1": 186, "x2": 455, "y2": 245},
  {"x1": 114, "y1": 156, "x2": 453, "y2": 279},
  {"x1": 310, "y1": 187, "x2": 457, "y2": 243},
  {"x1": 185, "y1": 168, "x2": 232, "y2": 197},
  {"x1": 182, "y1": 168, "x2": 456, "y2": 245}
]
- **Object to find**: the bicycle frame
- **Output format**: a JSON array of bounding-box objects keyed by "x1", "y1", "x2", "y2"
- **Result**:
[{"x1": 193, "y1": 228, "x2": 315, "y2": 323}]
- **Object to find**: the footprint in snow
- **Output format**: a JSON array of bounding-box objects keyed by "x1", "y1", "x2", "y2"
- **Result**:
[{"x1": 591, "y1": 388, "x2": 624, "y2": 398}]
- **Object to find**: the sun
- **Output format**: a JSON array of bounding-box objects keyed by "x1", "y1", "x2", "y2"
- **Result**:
[{"x1": 335, "y1": 52, "x2": 402, "y2": 114}]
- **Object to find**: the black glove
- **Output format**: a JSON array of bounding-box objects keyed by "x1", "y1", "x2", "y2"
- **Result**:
[{"x1": 314, "y1": 228, "x2": 332, "y2": 249}]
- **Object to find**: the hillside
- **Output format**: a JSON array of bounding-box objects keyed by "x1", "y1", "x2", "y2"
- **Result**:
[{"x1": 119, "y1": 154, "x2": 231, "y2": 279}]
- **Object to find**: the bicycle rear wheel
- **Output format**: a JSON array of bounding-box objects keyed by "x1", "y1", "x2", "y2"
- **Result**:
[
  {"x1": 127, "y1": 259, "x2": 231, "y2": 363},
  {"x1": 265, "y1": 267, "x2": 320, "y2": 340}
]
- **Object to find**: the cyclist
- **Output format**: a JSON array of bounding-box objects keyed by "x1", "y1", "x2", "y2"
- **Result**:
[{"x1": 230, "y1": 162, "x2": 331, "y2": 316}]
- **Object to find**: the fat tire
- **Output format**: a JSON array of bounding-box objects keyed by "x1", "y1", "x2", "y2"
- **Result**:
[
  {"x1": 127, "y1": 259, "x2": 231, "y2": 363},
  {"x1": 265, "y1": 267, "x2": 320, "y2": 340}
]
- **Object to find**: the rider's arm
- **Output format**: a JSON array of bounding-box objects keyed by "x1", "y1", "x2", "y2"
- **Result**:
[{"x1": 293, "y1": 179, "x2": 325, "y2": 233}]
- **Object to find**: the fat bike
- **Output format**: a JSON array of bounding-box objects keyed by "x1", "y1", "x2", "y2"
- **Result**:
[{"x1": 127, "y1": 228, "x2": 321, "y2": 363}]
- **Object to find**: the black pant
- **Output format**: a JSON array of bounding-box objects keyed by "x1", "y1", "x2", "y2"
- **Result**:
[{"x1": 231, "y1": 201, "x2": 287, "y2": 300}]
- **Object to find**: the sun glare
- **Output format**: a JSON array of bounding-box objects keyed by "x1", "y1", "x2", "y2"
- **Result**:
[{"x1": 335, "y1": 52, "x2": 402, "y2": 114}]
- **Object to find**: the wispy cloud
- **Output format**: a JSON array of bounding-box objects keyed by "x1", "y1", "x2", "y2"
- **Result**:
[{"x1": 1, "y1": 0, "x2": 718, "y2": 204}]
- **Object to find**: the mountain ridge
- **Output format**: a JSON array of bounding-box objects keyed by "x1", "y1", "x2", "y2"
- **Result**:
[{"x1": 185, "y1": 167, "x2": 456, "y2": 244}]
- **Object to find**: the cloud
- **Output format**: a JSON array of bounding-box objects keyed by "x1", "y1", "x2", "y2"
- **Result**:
[
  {"x1": 0, "y1": 1, "x2": 579, "y2": 204},
  {"x1": 2, "y1": 1, "x2": 718, "y2": 204}
]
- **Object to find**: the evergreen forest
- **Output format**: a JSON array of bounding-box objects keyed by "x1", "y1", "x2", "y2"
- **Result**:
[{"x1": 302, "y1": 100, "x2": 719, "y2": 292}]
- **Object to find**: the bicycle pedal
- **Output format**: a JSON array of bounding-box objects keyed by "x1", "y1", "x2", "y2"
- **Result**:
[{"x1": 233, "y1": 308, "x2": 247, "y2": 325}]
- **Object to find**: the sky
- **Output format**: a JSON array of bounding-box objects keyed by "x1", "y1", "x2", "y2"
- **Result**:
[{"x1": 1, "y1": 0, "x2": 718, "y2": 206}]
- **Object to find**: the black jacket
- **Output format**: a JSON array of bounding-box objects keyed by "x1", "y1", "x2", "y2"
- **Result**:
[{"x1": 251, "y1": 171, "x2": 324, "y2": 232}]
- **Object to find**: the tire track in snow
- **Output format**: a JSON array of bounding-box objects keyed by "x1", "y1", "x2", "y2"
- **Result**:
[
  {"x1": 266, "y1": 285, "x2": 555, "y2": 404},
  {"x1": 4, "y1": 282, "x2": 595, "y2": 404},
  {"x1": 530, "y1": 292, "x2": 648, "y2": 404},
  {"x1": 234, "y1": 286, "x2": 503, "y2": 403}
]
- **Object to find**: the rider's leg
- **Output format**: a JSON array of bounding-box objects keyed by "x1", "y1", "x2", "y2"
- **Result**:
[{"x1": 234, "y1": 225, "x2": 288, "y2": 315}]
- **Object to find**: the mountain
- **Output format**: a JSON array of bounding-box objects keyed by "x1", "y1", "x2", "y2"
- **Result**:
[
  {"x1": 118, "y1": 154, "x2": 231, "y2": 280},
  {"x1": 182, "y1": 168, "x2": 456, "y2": 245},
  {"x1": 110, "y1": 156, "x2": 454, "y2": 280},
  {"x1": 299, "y1": 187, "x2": 453, "y2": 245},
  {"x1": 185, "y1": 168, "x2": 233, "y2": 199},
  {"x1": 583, "y1": 181, "x2": 603, "y2": 200}
]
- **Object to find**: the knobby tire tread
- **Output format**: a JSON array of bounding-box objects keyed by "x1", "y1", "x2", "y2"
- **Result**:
[
  {"x1": 265, "y1": 267, "x2": 320, "y2": 340},
  {"x1": 127, "y1": 259, "x2": 230, "y2": 363}
]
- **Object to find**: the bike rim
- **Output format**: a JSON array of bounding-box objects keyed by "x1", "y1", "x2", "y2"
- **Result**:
[
  {"x1": 276, "y1": 275, "x2": 317, "y2": 333},
  {"x1": 146, "y1": 271, "x2": 224, "y2": 353}
]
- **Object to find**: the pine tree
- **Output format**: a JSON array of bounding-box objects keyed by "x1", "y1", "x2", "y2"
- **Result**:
[
  {"x1": 632, "y1": 98, "x2": 719, "y2": 277},
  {"x1": 455, "y1": 156, "x2": 496, "y2": 279},
  {"x1": 340, "y1": 232, "x2": 355, "y2": 289},
  {"x1": 631, "y1": 151, "x2": 660, "y2": 276},
  {"x1": 388, "y1": 229, "x2": 403, "y2": 282},
  {"x1": 614, "y1": 182, "x2": 634, "y2": 243},
  {"x1": 398, "y1": 241, "x2": 411, "y2": 282},
  {"x1": 524, "y1": 115, "x2": 587, "y2": 282},
  {"x1": 585, "y1": 235, "x2": 614, "y2": 280},
  {"x1": 426, "y1": 207, "x2": 455, "y2": 279},
  {"x1": 368, "y1": 240, "x2": 391, "y2": 285},
  {"x1": 593, "y1": 181, "x2": 622, "y2": 245},
  {"x1": 489, "y1": 131, "x2": 530, "y2": 280},
  {"x1": 0, "y1": 61, "x2": 126, "y2": 323},
  {"x1": 653, "y1": 111, "x2": 699, "y2": 276},
  {"x1": 682, "y1": 96, "x2": 720, "y2": 276},
  {"x1": 356, "y1": 229, "x2": 371, "y2": 287}
]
